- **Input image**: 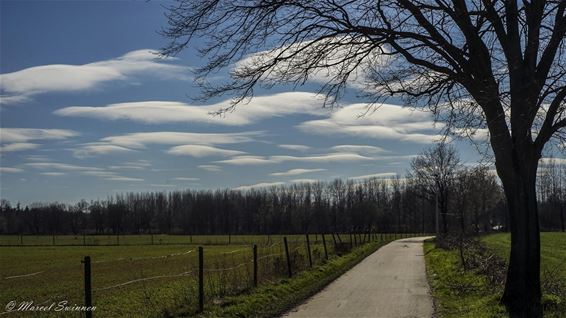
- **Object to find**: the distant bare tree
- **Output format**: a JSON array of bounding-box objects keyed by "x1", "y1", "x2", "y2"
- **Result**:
[
  {"x1": 409, "y1": 143, "x2": 461, "y2": 235},
  {"x1": 161, "y1": 1, "x2": 565, "y2": 315}
]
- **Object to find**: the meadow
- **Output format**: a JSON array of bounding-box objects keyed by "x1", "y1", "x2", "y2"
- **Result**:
[
  {"x1": 0, "y1": 233, "x2": 396, "y2": 317},
  {"x1": 482, "y1": 232, "x2": 566, "y2": 280},
  {"x1": 0, "y1": 234, "x2": 303, "y2": 246}
]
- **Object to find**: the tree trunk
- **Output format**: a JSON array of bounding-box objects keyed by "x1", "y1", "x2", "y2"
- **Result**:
[{"x1": 499, "y1": 160, "x2": 542, "y2": 317}]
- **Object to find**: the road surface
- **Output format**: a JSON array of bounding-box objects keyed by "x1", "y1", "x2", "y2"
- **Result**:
[{"x1": 282, "y1": 237, "x2": 434, "y2": 318}]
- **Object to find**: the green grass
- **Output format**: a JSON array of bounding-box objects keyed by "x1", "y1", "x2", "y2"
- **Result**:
[
  {"x1": 482, "y1": 232, "x2": 566, "y2": 279},
  {"x1": 425, "y1": 232, "x2": 566, "y2": 318},
  {"x1": 0, "y1": 234, "x2": 313, "y2": 246},
  {"x1": 0, "y1": 233, "x2": 397, "y2": 317},
  {"x1": 424, "y1": 241, "x2": 507, "y2": 318}
]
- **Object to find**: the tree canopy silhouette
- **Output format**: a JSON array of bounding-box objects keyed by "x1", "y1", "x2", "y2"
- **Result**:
[
  {"x1": 409, "y1": 142, "x2": 461, "y2": 235},
  {"x1": 161, "y1": 1, "x2": 566, "y2": 316}
]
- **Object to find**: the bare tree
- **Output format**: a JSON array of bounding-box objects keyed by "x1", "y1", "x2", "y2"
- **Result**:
[
  {"x1": 409, "y1": 143, "x2": 461, "y2": 235},
  {"x1": 161, "y1": 1, "x2": 565, "y2": 315}
]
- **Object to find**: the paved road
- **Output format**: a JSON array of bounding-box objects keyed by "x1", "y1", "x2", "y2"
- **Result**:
[{"x1": 282, "y1": 237, "x2": 434, "y2": 318}]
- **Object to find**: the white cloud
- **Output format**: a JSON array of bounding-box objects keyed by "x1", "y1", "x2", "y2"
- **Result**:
[
  {"x1": 26, "y1": 162, "x2": 102, "y2": 172},
  {"x1": 234, "y1": 36, "x2": 385, "y2": 90},
  {"x1": 297, "y1": 103, "x2": 443, "y2": 144},
  {"x1": 540, "y1": 158, "x2": 566, "y2": 166},
  {"x1": 0, "y1": 167, "x2": 23, "y2": 173},
  {"x1": 270, "y1": 168, "x2": 326, "y2": 177},
  {"x1": 0, "y1": 128, "x2": 79, "y2": 143},
  {"x1": 329, "y1": 145, "x2": 388, "y2": 154},
  {"x1": 54, "y1": 92, "x2": 328, "y2": 126},
  {"x1": 270, "y1": 153, "x2": 374, "y2": 163},
  {"x1": 349, "y1": 172, "x2": 399, "y2": 181},
  {"x1": 217, "y1": 152, "x2": 373, "y2": 166},
  {"x1": 25, "y1": 161, "x2": 142, "y2": 182},
  {"x1": 67, "y1": 131, "x2": 258, "y2": 158},
  {"x1": 106, "y1": 177, "x2": 144, "y2": 182},
  {"x1": 0, "y1": 49, "x2": 189, "y2": 105},
  {"x1": 109, "y1": 160, "x2": 151, "y2": 170},
  {"x1": 40, "y1": 172, "x2": 66, "y2": 177},
  {"x1": 291, "y1": 178, "x2": 320, "y2": 184},
  {"x1": 174, "y1": 177, "x2": 200, "y2": 181},
  {"x1": 0, "y1": 143, "x2": 40, "y2": 153},
  {"x1": 99, "y1": 131, "x2": 260, "y2": 149},
  {"x1": 233, "y1": 182, "x2": 285, "y2": 191},
  {"x1": 278, "y1": 144, "x2": 311, "y2": 151},
  {"x1": 72, "y1": 143, "x2": 136, "y2": 158},
  {"x1": 0, "y1": 94, "x2": 32, "y2": 105},
  {"x1": 82, "y1": 170, "x2": 119, "y2": 177},
  {"x1": 216, "y1": 155, "x2": 275, "y2": 165},
  {"x1": 168, "y1": 145, "x2": 246, "y2": 157},
  {"x1": 453, "y1": 127, "x2": 490, "y2": 141},
  {"x1": 25, "y1": 155, "x2": 52, "y2": 162},
  {"x1": 198, "y1": 165, "x2": 222, "y2": 172}
]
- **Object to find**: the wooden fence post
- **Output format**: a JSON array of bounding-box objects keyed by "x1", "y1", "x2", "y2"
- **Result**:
[
  {"x1": 82, "y1": 256, "x2": 92, "y2": 318},
  {"x1": 306, "y1": 234, "x2": 312, "y2": 267},
  {"x1": 198, "y1": 246, "x2": 204, "y2": 312},
  {"x1": 284, "y1": 237, "x2": 292, "y2": 278},
  {"x1": 322, "y1": 233, "x2": 328, "y2": 260},
  {"x1": 253, "y1": 244, "x2": 258, "y2": 287}
]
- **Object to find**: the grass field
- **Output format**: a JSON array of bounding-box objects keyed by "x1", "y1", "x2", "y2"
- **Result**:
[
  {"x1": 0, "y1": 233, "x2": 398, "y2": 317},
  {"x1": 425, "y1": 232, "x2": 566, "y2": 318},
  {"x1": 482, "y1": 232, "x2": 566, "y2": 280},
  {"x1": 0, "y1": 234, "x2": 311, "y2": 246}
]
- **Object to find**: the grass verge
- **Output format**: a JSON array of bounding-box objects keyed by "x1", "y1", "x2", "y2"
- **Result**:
[
  {"x1": 424, "y1": 240, "x2": 506, "y2": 318},
  {"x1": 424, "y1": 233, "x2": 566, "y2": 318},
  {"x1": 170, "y1": 240, "x2": 390, "y2": 318}
]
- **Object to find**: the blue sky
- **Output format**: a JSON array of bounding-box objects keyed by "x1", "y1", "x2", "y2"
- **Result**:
[{"x1": 0, "y1": 0, "x2": 492, "y2": 205}]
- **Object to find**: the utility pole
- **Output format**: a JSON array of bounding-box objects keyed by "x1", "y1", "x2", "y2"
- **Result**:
[{"x1": 435, "y1": 191, "x2": 440, "y2": 237}]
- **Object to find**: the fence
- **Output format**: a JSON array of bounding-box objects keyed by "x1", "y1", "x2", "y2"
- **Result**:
[
  {"x1": 0, "y1": 233, "x2": 341, "y2": 246},
  {"x1": 1, "y1": 232, "x2": 425, "y2": 317},
  {"x1": 0, "y1": 232, "x2": 425, "y2": 246}
]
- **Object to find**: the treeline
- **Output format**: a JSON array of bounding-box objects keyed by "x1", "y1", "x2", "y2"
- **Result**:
[
  {"x1": 0, "y1": 169, "x2": 514, "y2": 235},
  {"x1": 537, "y1": 159, "x2": 566, "y2": 232},
  {"x1": 1, "y1": 151, "x2": 564, "y2": 236}
]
